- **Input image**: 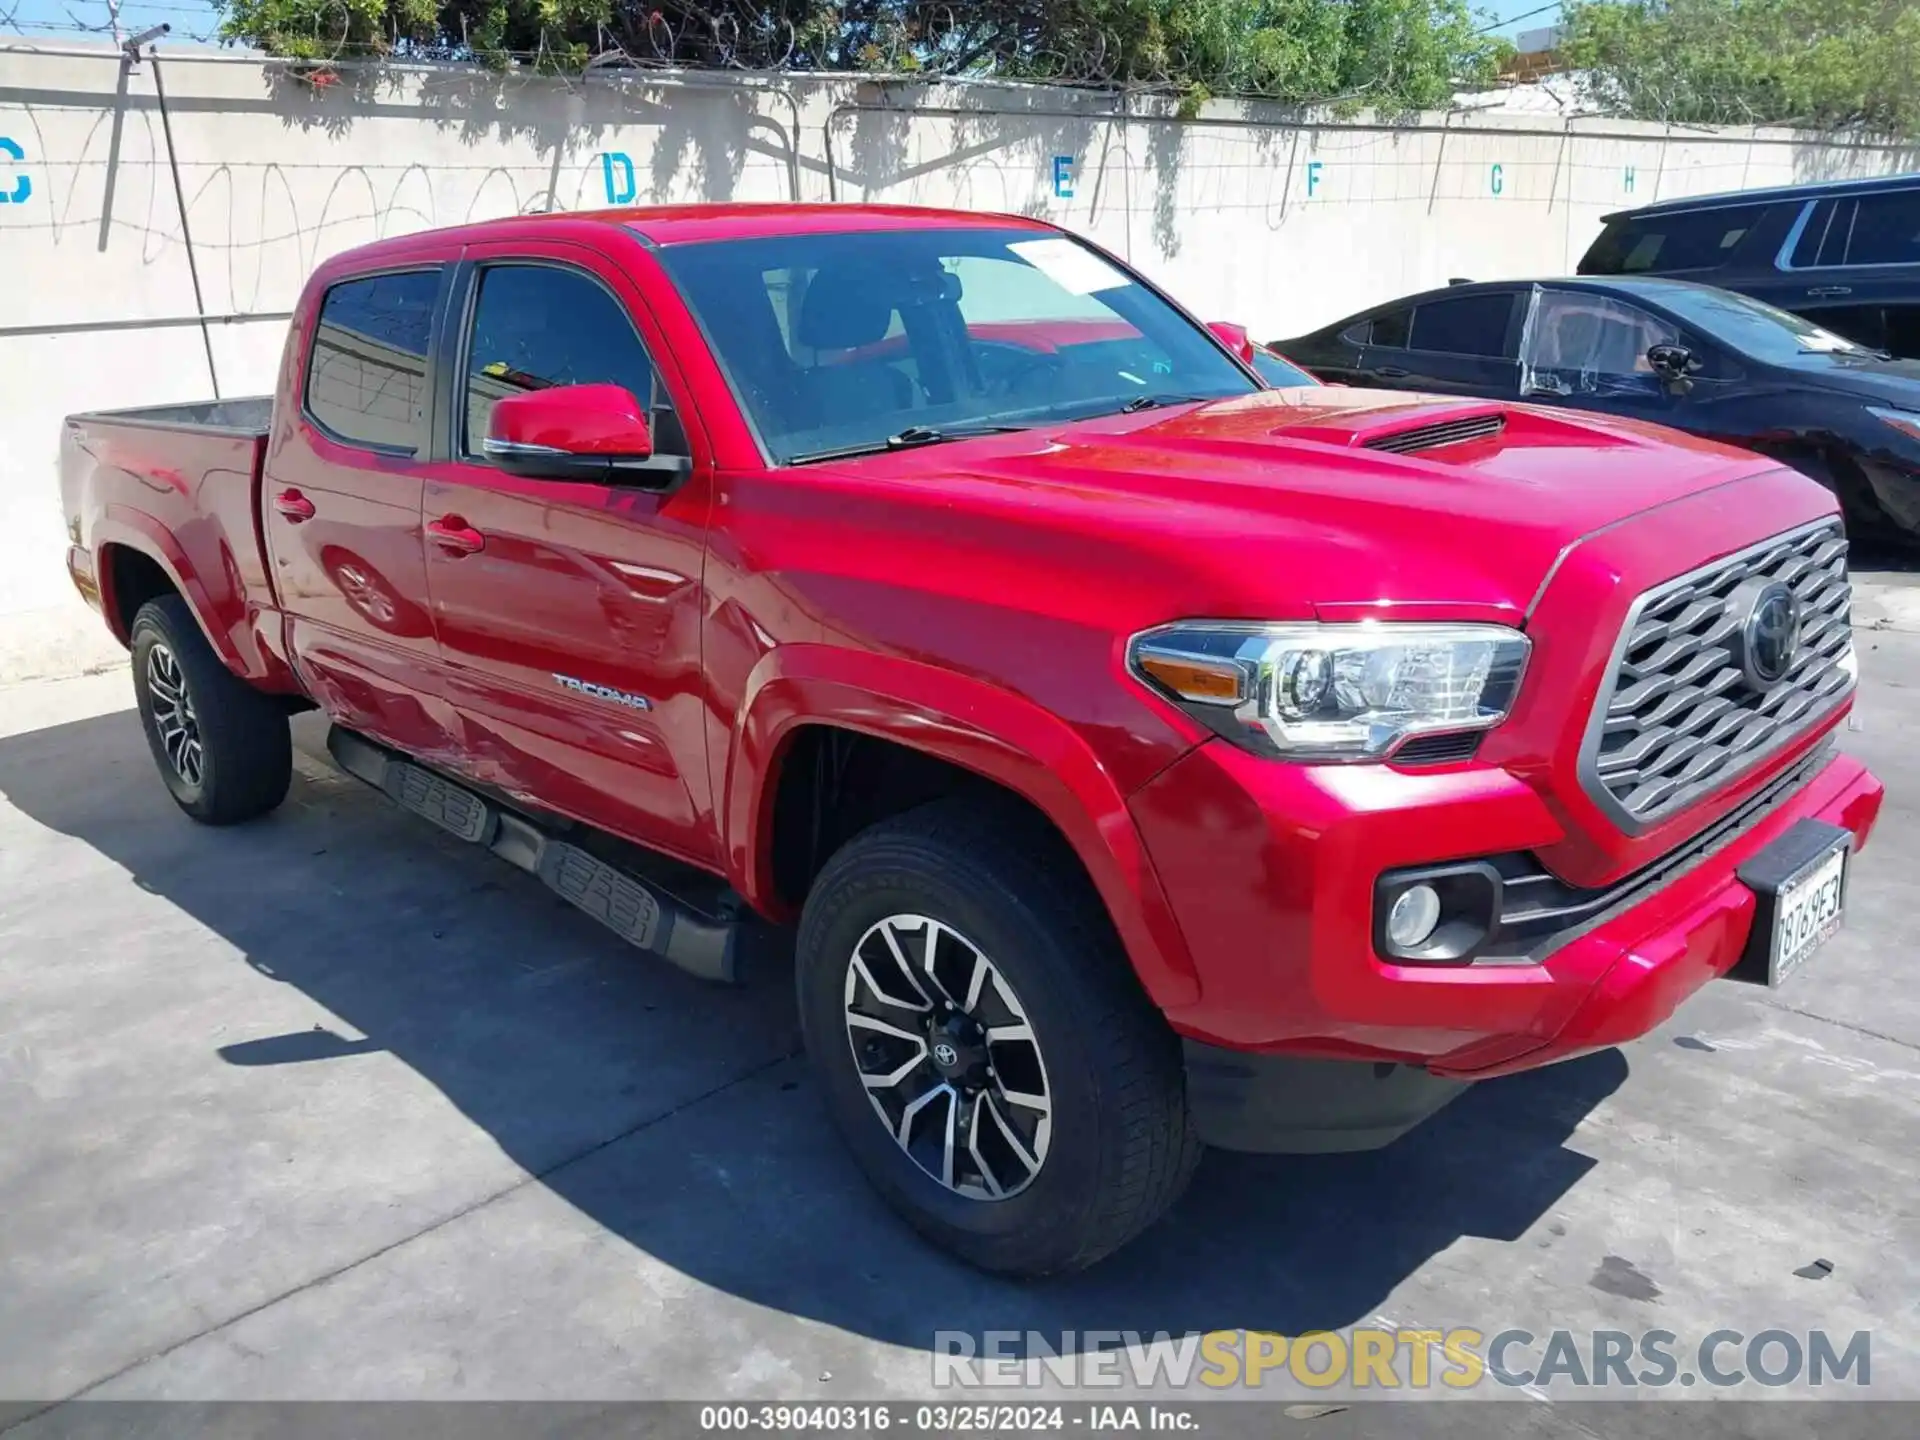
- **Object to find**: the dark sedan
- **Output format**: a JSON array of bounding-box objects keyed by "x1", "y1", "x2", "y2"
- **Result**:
[{"x1": 1276, "y1": 276, "x2": 1920, "y2": 539}]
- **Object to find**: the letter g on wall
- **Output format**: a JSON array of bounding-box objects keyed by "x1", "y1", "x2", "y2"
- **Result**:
[{"x1": 0, "y1": 137, "x2": 30, "y2": 204}]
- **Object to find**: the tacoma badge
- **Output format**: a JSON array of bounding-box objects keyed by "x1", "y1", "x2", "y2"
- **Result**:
[{"x1": 553, "y1": 674, "x2": 652, "y2": 710}]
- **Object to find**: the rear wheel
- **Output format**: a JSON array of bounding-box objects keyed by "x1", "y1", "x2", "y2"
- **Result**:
[
  {"x1": 796, "y1": 800, "x2": 1199, "y2": 1276},
  {"x1": 130, "y1": 596, "x2": 291, "y2": 825}
]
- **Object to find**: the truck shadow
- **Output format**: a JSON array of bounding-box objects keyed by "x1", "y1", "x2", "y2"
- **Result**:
[{"x1": 0, "y1": 703, "x2": 1624, "y2": 1365}]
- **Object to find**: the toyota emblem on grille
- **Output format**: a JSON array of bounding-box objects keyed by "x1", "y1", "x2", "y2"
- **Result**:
[{"x1": 1737, "y1": 579, "x2": 1802, "y2": 690}]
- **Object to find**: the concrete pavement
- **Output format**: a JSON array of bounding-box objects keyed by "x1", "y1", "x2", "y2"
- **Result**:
[{"x1": 2, "y1": 635, "x2": 1918, "y2": 1426}]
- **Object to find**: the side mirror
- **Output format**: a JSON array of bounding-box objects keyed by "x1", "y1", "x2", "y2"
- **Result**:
[
  {"x1": 482, "y1": 383, "x2": 691, "y2": 486},
  {"x1": 1207, "y1": 320, "x2": 1257, "y2": 365},
  {"x1": 1646, "y1": 343, "x2": 1699, "y2": 394}
]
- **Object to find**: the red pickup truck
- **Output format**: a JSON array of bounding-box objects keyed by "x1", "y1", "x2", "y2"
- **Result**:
[{"x1": 60, "y1": 204, "x2": 1881, "y2": 1276}]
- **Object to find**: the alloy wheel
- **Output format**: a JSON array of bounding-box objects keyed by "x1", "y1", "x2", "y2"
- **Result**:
[
  {"x1": 146, "y1": 642, "x2": 205, "y2": 788},
  {"x1": 842, "y1": 914, "x2": 1052, "y2": 1200}
]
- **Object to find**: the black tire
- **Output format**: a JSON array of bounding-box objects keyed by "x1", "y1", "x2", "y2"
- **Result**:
[
  {"x1": 1792, "y1": 450, "x2": 1901, "y2": 542},
  {"x1": 796, "y1": 799, "x2": 1199, "y2": 1276},
  {"x1": 129, "y1": 595, "x2": 292, "y2": 825}
]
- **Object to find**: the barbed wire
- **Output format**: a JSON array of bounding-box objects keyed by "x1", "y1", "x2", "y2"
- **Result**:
[
  {"x1": 5, "y1": 0, "x2": 1911, "y2": 135},
  {"x1": 0, "y1": 0, "x2": 1513, "y2": 109}
]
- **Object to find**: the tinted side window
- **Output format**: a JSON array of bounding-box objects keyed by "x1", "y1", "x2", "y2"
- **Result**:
[
  {"x1": 305, "y1": 270, "x2": 439, "y2": 452},
  {"x1": 461, "y1": 264, "x2": 678, "y2": 457},
  {"x1": 1789, "y1": 199, "x2": 1853, "y2": 268},
  {"x1": 1581, "y1": 205, "x2": 1765, "y2": 275},
  {"x1": 1408, "y1": 293, "x2": 1515, "y2": 358},
  {"x1": 1844, "y1": 190, "x2": 1920, "y2": 266},
  {"x1": 1369, "y1": 308, "x2": 1411, "y2": 348}
]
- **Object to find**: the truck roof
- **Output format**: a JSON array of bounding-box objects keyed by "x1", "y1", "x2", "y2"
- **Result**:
[
  {"x1": 326, "y1": 203, "x2": 1056, "y2": 270},
  {"x1": 619, "y1": 202, "x2": 1057, "y2": 245}
]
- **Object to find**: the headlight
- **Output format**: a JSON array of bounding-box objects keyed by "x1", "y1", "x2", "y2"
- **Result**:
[{"x1": 1128, "y1": 621, "x2": 1531, "y2": 761}]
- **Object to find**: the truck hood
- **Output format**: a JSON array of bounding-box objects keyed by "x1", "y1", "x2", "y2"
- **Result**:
[{"x1": 827, "y1": 388, "x2": 1786, "y2": 623}]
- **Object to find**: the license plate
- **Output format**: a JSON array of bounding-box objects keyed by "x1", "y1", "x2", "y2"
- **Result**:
[
  {"x1": 1733, "y1": 820, "x2": 1852, "y2": 989},
  {"x1": 1769, "y1": 845, "x2": 1847, "y2": 985}
]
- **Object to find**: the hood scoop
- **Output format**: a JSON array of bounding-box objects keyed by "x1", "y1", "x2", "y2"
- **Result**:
[{"x1": 1361, "y1": 412, "x2": 1507, "y2": 455}]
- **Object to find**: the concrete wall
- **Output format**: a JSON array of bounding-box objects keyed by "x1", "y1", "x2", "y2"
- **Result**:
[{"x1": 3, "y1": 42, "x2": 1916, "y2": 679}]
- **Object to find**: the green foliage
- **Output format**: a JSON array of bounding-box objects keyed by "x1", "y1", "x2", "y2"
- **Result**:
[
  {"x1": 212, "y1": 0, "x2": 1509, "y2": 112},
  {"x1": 1562, "y1": 0, "x2": 1920, "y2": 132}
]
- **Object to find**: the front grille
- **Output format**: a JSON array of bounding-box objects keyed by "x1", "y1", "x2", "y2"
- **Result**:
[
  {"x1": 1483, "y1": 743, "x2": 1831, "y2": 963},
  {"x1": 1362, "y1": 413, "x2": 1505, "y2": 454},
  {"x1": 1582, "y1": 519, "x2": 1854, "y2": 831}
]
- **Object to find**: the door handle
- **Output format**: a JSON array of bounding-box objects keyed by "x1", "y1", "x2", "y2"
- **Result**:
[
  {"x1": 1807, "y1": 285, "x2": 1853, "y2": 298},
  {"x1": 1372, "y1": 365, "x2": 1410, "y2": 379},
  {"x1": 426, "y1": 515, "x2": 485, "y2": 555},
  {"x1": 273, "y1": 488, "x2": 316, "y2": 523}
]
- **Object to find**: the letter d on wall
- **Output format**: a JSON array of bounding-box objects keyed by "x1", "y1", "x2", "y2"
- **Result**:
[{"x1": 601, "y1": 152, "x2": 636, "y2": 206}]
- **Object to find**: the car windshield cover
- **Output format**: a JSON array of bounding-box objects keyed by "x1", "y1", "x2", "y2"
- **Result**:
[
  {"x1": 1649, "y1": 286, "x2": 1877, "y2": 362},
  {"x1": 653, "y1": 227, "x2": 1258, "y2": 464}
]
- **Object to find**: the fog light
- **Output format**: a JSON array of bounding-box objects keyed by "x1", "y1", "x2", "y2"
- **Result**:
[{"x1": 1386, "y1": 884, "x2": 1442, "y2": 949}]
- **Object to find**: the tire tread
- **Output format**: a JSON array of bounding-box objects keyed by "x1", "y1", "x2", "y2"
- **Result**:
[
  {"x1": 798, "y1": 797, "x2": 1198, "y2": 1275},
  {"x1": 131, "y1": 595, "x2": 291, "y2": 825}
]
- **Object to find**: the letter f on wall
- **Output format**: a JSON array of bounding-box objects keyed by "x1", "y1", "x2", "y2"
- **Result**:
[
  {"x1": 601, "y1": 152, "x2": 636, "y2": 206},
  {"x1": 0, "y1": 137, "x2": 29, "y2": 204}
]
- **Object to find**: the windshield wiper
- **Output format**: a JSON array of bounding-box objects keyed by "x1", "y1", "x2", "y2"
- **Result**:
[
  {"x1": 1117, "y1": 392, "x2": 1215, "y2": 413},
  {"x1": 788, "y1": 423, "x2": 1030, "y2": 465},
  {"x1": 886, "y1": 423, "x2": 1030, "y2": 447}
]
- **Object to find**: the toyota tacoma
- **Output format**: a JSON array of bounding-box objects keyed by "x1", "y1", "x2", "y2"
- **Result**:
[{"x1": 59, "y1": 204, "x2": 1882, "y2": 1275}]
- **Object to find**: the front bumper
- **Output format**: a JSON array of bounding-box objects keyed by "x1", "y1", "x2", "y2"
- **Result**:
[{"x1": 1129, "y1": 737, "x2": 1882, "y2": 1080}]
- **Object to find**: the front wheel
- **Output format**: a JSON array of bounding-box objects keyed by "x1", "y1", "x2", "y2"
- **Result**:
[
  {"x1": 130, "y1": 596, "x2": 292, "y2": 825},
  {"x1": 796, "y1": 800, "x2": 1199, "y2": 1276}
]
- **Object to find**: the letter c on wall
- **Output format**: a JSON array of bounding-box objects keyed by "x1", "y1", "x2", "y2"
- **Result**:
[{"x1": 0, "y1": 137, "x2": 30, "y2": 204}]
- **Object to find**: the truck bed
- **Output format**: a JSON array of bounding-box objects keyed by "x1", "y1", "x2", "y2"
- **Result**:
[
  {"x1": 68, "y1": 396, "x2": 274, "y2": 437},
  {"x1": 61, "y1": 396, "x2": 284, "y2": 684}
]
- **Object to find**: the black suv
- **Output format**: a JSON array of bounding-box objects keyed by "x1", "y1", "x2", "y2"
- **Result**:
[{"x1": 1579, "y1": 173, "x2": 1920, "y2": 359}]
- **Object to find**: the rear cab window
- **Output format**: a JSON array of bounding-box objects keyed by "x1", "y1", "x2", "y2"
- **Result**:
[
  {"x1": 1581, "y1": 204, "x2": 1766, "y2": 275},
  {"x1": 304, "y1": 269, "x2": 441, "y2": 452}
]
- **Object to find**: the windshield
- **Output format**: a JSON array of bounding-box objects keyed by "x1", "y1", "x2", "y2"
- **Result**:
[
  {"x1": 1646, "y1": 285, "x2": 1878, "y2": 363},
  {"x1": 655, "y1": 227, "x2": 1258, "y2": 463},
  {"x1": 1252, "y1": 345, "x2": 1316, "y2": 386}
]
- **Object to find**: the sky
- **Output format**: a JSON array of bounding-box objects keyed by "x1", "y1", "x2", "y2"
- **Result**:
[{"x1": 2, "y1": 1, "x2": 1567, "y2": 52}]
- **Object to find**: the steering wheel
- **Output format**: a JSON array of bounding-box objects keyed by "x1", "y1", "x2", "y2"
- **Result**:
[{"x1": 982, "y1": 347, "x2": 1070, "y2": 400}]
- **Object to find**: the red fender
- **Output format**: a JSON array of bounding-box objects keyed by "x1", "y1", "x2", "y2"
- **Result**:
[
  {"x1": 725, "y1": 643, "x2": 1201, "y2": 1010},
  {"x1": 94, "y1": 510, "x2": 248, "y2": 672}
]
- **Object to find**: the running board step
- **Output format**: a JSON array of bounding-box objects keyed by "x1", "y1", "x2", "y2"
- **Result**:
[{"x1": 326, "y1": 726, "x2": 740, "y2": 983}]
